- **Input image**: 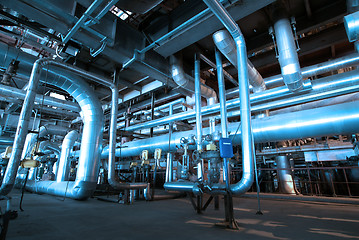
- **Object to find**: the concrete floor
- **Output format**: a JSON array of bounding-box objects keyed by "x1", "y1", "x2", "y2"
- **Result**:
[{"x1": 4, "y1": 190, "x2": 359, "y2": 240}]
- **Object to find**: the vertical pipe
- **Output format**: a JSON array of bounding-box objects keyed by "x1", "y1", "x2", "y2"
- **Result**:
[
  {"x1": 0, "y1": 59, "x2": 43, "y2": 195},
  {"x1": 195, "y1": 53, "x2": 203, "y2": 180},
  {"x1": 273, "y1": 17, "x2": 303, "y2": 91},
  {"x1": 202, "y1": 0, "x2": 255, "y2": 195},
  {"x1": 276, "y1": 155, "x2": 296, "y2": 194},
  {"x1": 215, "y1": 49, "x2": 230, "y2": 190}
]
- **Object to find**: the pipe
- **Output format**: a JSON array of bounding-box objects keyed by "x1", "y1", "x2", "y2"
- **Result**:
[
  {"x1": 124, "y1": 68, "x2": 359, "y2": 132},
  {"x1": 215, "y1": 49, "x2": 230, "y2": 189},
  {"x1": 0, "y1": 84, "x2": 80, "y2": 112},
  {"x1": 344, "y1": 11, "x2": 359, "y2": 42},
  {"x1": 85, "y1": 0, "x2": 120, "y2": 26},
  {"x1": 170, "y1": 55, "x2": 217, "y2": 100},
  {"x1": 21, "y1": 124, "x2": 69, "y2": 159},
  {"x1": 56, "y1": 130, "x2": 79, "y2": 182},
  {"x1": 0, "y1": 136, "x2": 13, "y2": 145},
  {"x1": 273, "y1": 17, "x2": 303, "y2": 91},
  {"x1": 262, "y1": 53, "x2": 359, "y2": 89},
  {"x1": 17, "y1": 59, "x2": 104, "y2": 200},
  {"x1": 38, "y1": 140, "x2": 61, "y2": 157},
  {"x1": 213, "y1": 30, "x2": 266, "y2": 92},
  {"x1": 62, "y1": 0, "x2": 106, "y2": 44},
  {"x1": 0, "y1": 58, "x2": 46, "y2": 195},
  {"x1": 194, "y1": 53, "x2": 204, "y2": 180},
  {"x1": 275, "y1": 155, "x2": 296, "y2": 194}
]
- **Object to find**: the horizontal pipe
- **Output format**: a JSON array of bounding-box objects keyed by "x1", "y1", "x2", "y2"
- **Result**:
[
  {"x1": 0, "y1": 84, "x2": 80, "y2": 112},
  {"x1": 101, "y1": 100, "x2": 359, "y2": 158}
]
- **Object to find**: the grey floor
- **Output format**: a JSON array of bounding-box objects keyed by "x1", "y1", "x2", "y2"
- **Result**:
[{"x1": 4, "y1": 190, "x2": 359, "y2": 240}]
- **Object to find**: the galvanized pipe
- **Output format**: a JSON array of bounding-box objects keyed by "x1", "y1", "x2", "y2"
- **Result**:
[
  {"x1": 273, "y1": 17, "x2": 303, "y2": 91},
  {"x1": 56, "y1": 130, "x2": 79, "y2": 182},
  {"x1": 213, "y1": 30, "x2": 266, "y2": 92}
]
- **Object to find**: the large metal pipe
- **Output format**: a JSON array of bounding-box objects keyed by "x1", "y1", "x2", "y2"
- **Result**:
[
  {"x1": 124, "y1": 68, "x2": 359, "y2": 132},
  {"x1": 101, "y1": 99, "x2": 359, "y2": 159},
  {"x1": 275, "y1": 155, "x2": 296, "y2": 194},
  {"x1": 170, "y1": 55, "x2": 217, "y2": 101},
  {"x1": 213, "y1": 30, "x2": 266, "y2": 93},
  {"x1": 194, "y1": 54, "x2": 204, "y2": 180},
  {"x1": 0, "y1": 84, "x2": 80, "y2": 112},
  {"x1": 264, "y1": 53, "x2": 359, "y2": 89},
  {"x1": 273, "y1": 17, "x2": 303, "y2": 91},
  {"x1": 56, "y1": 130, "x2": 79, "y2": 182}
]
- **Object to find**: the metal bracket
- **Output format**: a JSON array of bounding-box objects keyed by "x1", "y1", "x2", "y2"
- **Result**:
[{"x1": 90, "y1": 37, "x2": 108, "y2": 57}]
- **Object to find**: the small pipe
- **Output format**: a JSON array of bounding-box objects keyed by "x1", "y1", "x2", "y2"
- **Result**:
[{"x1": 195, "y1": 53, "x2": 204, "y2": 180}]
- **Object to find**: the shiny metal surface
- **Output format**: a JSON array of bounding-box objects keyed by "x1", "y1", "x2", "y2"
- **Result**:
[
  {"x1": 213, "y1": 30, "x2": 266, "y2": 93},
  {"x1": 274, "y1": 18, "x2": 303, "y2": 91},
  {"x1": 344, "y1": 11, "x2": 359, "y2": 42},
  {"x1": 276, "y1": 155, "x2": 296, "y2": 194},
  {"x1": 56, "y1": 130, "x2": 79, "y2": 182}
]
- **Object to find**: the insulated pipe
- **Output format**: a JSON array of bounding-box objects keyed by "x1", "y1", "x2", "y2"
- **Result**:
[
  {"x1": 124, "y1": 68, "x2": 359, "y2": 132},
  {"x1": 0, "y1": 84, "x2": 80, "y2": 112},
  {"x1": 56, "y1": 130, "x2": 79, "y2": 182},
  {"x1": 170, "y1": 55, "x2": 217, "y2": 101},
  {"x1": 0, "y1": 58, "x2": 46, "y2": 195},
  {"x1": 106, "y1": 100, "x2": 359, "y2": 159},
  {"x1": 194, "y1": 54, "x2": 204, "y2": 180},
  {"x1": 0, "y1": 136, "x2": 13, "y2": 145},
  {"x1": 213, "y1": 30, "x2": 266, "y2": 92},
  {"x1": 38, "y1": 140, "x2": 61, "y2": 157},
  {"x1": 275, "y1": 155, "x2": 296, "y2": 194},
  {"x1": 273, "y1": 17, "x2": 303, "y2": 91},
  {"x1": 215, "y1": 49, "x2": 230, "y2": 189}
]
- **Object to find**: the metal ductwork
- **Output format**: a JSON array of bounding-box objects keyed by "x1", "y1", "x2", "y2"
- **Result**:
[
  {"x1": 273, "y1": 17, "x2": 303, "y2": 92},
  {"x1": 170, "y1": 55, "x2": 217, "y2": 103},
  {"x1": 56, "y1": 130, "x2": 79, "y2": 182},
  {"x1": 212, "y1": 30, "x2": 266, "y2": 93}
]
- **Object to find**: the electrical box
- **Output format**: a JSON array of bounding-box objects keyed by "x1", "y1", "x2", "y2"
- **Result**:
[{"x1": 219, "y1": 138, "x2": 234, "y2": 158}]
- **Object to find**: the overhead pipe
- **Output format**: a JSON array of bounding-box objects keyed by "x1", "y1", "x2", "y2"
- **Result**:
[
  {"x1": 170, "y1": 55, "x2": 217, "y2": 103},
  {"x1": 213, "y1": 30, "x2": 266, "y2": 93},
  {"x1": 103, "y1": 100, "x2": 359, "y2": 159},
  {"x1": 194, "y1": 53, "x2": 204, "y2": 180},
  {"x1": 56, "y1": 130, "x2": 79, "y2": 182},
  {"x1": 124, "y1": 67, "x2": 359, "y2": 132},
  {"x1": 0, "y1": 136, "x2": 14, "y2": 145},
  {"x1": 273, "y1": 16, "x2": 303, "y2": 91},
  {"x1": 0, "y1": 84, "x2": 80, "y2": 112},
  {"x1": 228, "y1": 53, "x2": 359, "y2": 96}
]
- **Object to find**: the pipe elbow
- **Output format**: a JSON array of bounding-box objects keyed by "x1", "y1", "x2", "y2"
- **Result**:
[
  {"x1": 230, "y1": 172, "x2": 254, "y2": 195},
  {"x1": 68, "y1": 181, "x2": 97, "y2": 200}
]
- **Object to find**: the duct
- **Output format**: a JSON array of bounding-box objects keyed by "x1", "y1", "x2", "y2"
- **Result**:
[
  {"x1": 102, "y1": 100, "x2": 359, "y2": 159},
  {"x1": 170, "y1": 55, "x2": 217, "y2": 101},
  {"x1": 275, "y1": 155, "x2": 296, "y2": 194},
  {"x1": 0, "y1": 84, "x2": 80, "y2": 112},
  {"x1": 56, "y1": 130, "x2": 79, "y2": 182},
  {"x1": 257, "y1": 53, "x2": 359, "y2": 90},
  {"x1": 213, "y1": 30, "x2": 266, "y2": 93},
  {"x1": 273, "y1": 17, "x2": 303, "y2": 92},
  {"x1": 194, "y1": 54, "x2": 203, "y2": 180}
]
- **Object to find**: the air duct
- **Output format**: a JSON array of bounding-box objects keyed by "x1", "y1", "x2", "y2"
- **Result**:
[
  {"x1": 213, "y1": 30, "x2": 266, "y2": 93},
  {"x1": 56, "y1": 130, "x2": 79, "y2": 182},
  {"x1": 273, "y1": 17, "x2": 303, "y2": 91}
]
